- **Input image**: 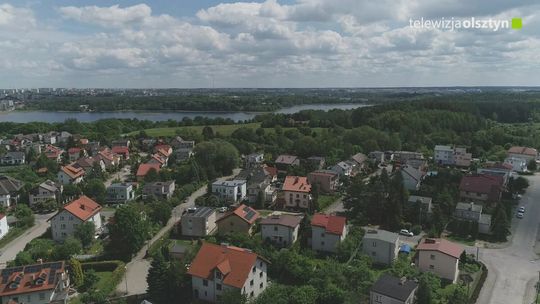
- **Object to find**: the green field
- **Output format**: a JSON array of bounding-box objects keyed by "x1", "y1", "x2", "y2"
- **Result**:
[{"x1": 127, "y1": 123, "x2": 327, "y2": 138}]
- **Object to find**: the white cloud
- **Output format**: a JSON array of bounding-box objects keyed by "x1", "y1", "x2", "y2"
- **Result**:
[{"x1": 59, "y1": 4, "x2": 152, "y2": 28}]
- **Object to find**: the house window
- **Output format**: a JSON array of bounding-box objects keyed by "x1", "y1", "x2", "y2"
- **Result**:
[
  {"x1": 430, "y1": 254, "x2": 436, "y2": 260},
  {"x1": 374, "y1": 294, "x2": 382, "y2": 303},
  {"x1": 321, "y1": 241, "x2": 325, "y2": 246},
  {"x1": 252, "y1": 267, "x2": 256, "y2": 273},
  {"x1": 260, "y1": 261, "x2": 263, "y2": 267},
  {"x1": 203, "y1": 279, "x2": 208, "y2": 287},
  {"x1": 372, "y1": 252, "x2": 376, "y2": 256},
  {"x1": 274, "y1": 226, "x2": 278, "y2": 231},
  {"x1": 260, "y1": 282, "x2": 264, "y2": 289},
  {"x1": 250, "y1": 280, "x2": 254, "y2": 286},
  {"x1": 250, "y1": 291, "x2": 254, "y2": 297},
  {"x1": 216, "y1": 272, "x2": 222, "y2": 279},
  {"x1": 429, "y1": 265, "x2": 435, "y2": 270},
  {"x1": 372, "y1": 242, "x2": 376, "y2": 247},
  {"x1": 61, "y1": 224, "x2": 66, "y2": 229},
  {"x1": 259, "y1": 272, "x2": 263, "y2": 278},
  {"x1": 39, "y1": 293, "x2": 45, "y2": 300},
  {"x1": 321, "y1": 233, "x2": 325, "y2": 237},
  {"x1": 217, "y1": 284, "x2": 222, "y2": 291}
]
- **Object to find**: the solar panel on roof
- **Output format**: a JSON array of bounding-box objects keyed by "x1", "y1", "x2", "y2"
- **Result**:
[
  {"x1": 243, "y1": 206, "x2": 250, "y2": 212},
  {"x1": 245, "y1": 210, "x2": 256, "y2": 221}
]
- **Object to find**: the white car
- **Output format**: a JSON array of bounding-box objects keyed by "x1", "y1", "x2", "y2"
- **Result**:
[
  {"x1": 518, "y1": 206, "x2": 525, "y2": 213},
  {"x1": 517, "y1": 212, "x2": 524, "y2": 219},
  {"x1": 399, "y1": 229, "x2": 414, "y2": 237},
  {"x1": 218, "y1": 206, "x2": 228, "y2": 213}
]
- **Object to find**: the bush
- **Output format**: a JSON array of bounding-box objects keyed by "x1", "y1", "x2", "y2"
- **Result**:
[{"x1": 411, "y1": 225, "x2": 422, "y2": 236}]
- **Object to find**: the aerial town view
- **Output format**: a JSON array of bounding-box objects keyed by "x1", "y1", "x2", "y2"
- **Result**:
[{"x1": 0, "y1": 1, "x2": 538, "y2": 304}]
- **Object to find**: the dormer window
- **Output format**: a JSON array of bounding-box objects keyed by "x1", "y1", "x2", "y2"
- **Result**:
[{"x1": 216, "y1": 271, "x2": 222, "y2": 279}]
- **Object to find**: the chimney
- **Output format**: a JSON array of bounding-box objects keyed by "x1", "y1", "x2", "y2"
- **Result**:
[
  {"x1": 80, "y1": 204, "x2": 85, "y2": 210},
  {"x1": 470, "y1": 202, "x2": 474, "y2": 211}
]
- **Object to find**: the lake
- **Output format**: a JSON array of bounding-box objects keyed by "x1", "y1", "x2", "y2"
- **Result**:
[{"x1": 0, "y1": 103, "x2": 368, "y2": 123}]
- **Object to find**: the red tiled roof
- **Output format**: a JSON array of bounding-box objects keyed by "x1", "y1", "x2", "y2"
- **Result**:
[
  {"x1": 61, "y1": 195, "x2": 102, "y2": 221},
  {"x1": 311, "y1": 213, "x2": 346, "y2": 235},
  {"x1": 486, "y1": 162, "x2": 512, "y2": 170},
  {"x1": 508, "y1": 146, "x2": 538, "y2": 157},
  {"x1": 68, "y1": 147, "x2": 82, "y2": 154},
  {"x1": 44, "y1": 145, "x2": 63, "y2": 158},
  {"x1": 0, "y1": 213, "x2": 5, "y2": 220},
  {"x1": 216, "y1": 204, "x2": 259, "y2": 225},
  {"x1": 187, "y1": 242, "x2": 262, "y2": 289},
  {"x1": 263, "y1": 166, "x2": 278, "y2": 177},
  {"x1": 283, "y1": 176, "x2": 311, "y2": 193},
  {"x1": 459, "y1": 174, "x2": 503, "y2": 198},
  {"x1": 136, "y1": 163, "x2": 161, "y2": 177},
  {"x1": 0, "y1": 261, "x2": 66, "y2": 297},
  {"x1": 416, "y1": 238, "x2": 464, "y2": 259},
  {"x1": 60, "y1": 164, "x2": 85, "y2": 179},
  {"x1": 112, "y1": 146, "x2": 129, "y2": 154}
]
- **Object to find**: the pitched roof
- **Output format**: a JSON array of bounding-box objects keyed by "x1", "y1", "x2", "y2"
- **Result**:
[
  {"x1": 351, "y1": 153, "x2": 367, "y2": 165},
  {"x1": 216, "y1": 204, "x2": 259, "y2": 225},
  {"x1": 455, "y1": 202, "x2": 482, "y2": 213},
  {"x1": 60, "y1": 164, "x2": 85, "y2": 179},
  {"x1": 187, "y1": 242, "x2": 264, "y2": 289},
  {"x1": 416, "y1": 238, "x2": 464, "y2": 259},
  {"x1": 400, "y1": 165, "x2": 423, "y2": 182},
  {"x1": 283, "y1": 176, "x2": 311, "y2": 193},
  {"x1": 308, "y1": 170, "x2": 338, "y2": 178},
  {"x1": 0, "y1": 261, "x2": 66, "y2": 297},
  {"x1": 275, "y1": 154, "x2": 298, "y2": 165},
  {"x1": 459, "y1": 174, "x2": 503, "y2": 195},
  {"x1": 263, "y1": 166, "x2": 277, "y2": 177},
  {"x1": 68, "y1": 147, "x2": 82, "y2": 154},
  {"x1": 311, "y1": 213, "x2": 346, "y2": 235},
  {"x1": 0, "y1": 176, "x2": 23, "y2": 195},
  {"x1": 371, "y1": 274, "x2": 418, "y2": 301},
  {"x1": 363, "y1": 229, "x2": 399, "y2": 243},
  {"x1": 112, "y1": 146, "x2": 129, "y2": 154},
  {"x1": 60, "y1": 195, "x2": 102, "y2": 221},
  {"x1": 508, "y1": 146, "x2": 538, "y2": 157},
  {"x1": 260, "y1": 214, "x2": 303, "y2": 228},
  {"x1": 136, "y1": 163, "x2": 161, "y2": 177}
]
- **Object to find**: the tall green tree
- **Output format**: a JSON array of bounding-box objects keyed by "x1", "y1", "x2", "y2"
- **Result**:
[
  {"x1": 82, "y1": 179, "x2": 106, "y2": 203},
  {"x1": 108, "y1": 204, "x2": 150, "y2": 259},
  {"x1": 74, "y1": 222, "x2": 95, "y2": 248},
  {"x1": 69, "y1": 258, "x2": 84, "y2": 287},
  {"x1": 492, "y1": 205, "x2": 510, "y2": 241},
  {"x1": 147, "y1": 252, "x2": 169, "y2": 304}
]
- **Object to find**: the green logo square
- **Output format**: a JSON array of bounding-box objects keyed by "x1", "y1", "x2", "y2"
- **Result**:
[{"x1": 512, "y1": 18, "x2": 522, "y2": 29}]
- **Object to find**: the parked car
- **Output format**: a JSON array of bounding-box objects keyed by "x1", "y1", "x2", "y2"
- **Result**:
[
  {"x1": 517, "y1": 212, "x2": 524, "y2": 219},
  {"x1": 187, "y1": 207, "x2": 198, "y2": 213},
  {"x1": 518, "y1": 206, "x2": 525, "y2": 213},
  {"x1": 399, "y1": 229, "x2": 414, "y2": 237},
  {"x1": 218, "y1": 206, "x2": 228, "y2": 213}
]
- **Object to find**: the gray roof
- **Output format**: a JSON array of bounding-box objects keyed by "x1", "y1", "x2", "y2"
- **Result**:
[
  {"x1": 236, "y1": 167, "x2": 270, "y2": 185},
  {"x1": 456, "y1": 202, "x2": 483, "y2": 213},
  {"x1": 363, "y1": 229, "x2": 399, "y2": 244},
  {"x1": 39, "y1": 180, "x2": 60, "y2": 192},
  {"x1": 108, "y1": 183, "x2": 133, "y2": 189},
  {"x1": 371, "y1": 274, "x2": 418, "y2": 301},
  {"x1": 408, "y1": 195, "x2": 432, "y2": 205},
  {"x1": 184, "y1": 207, "x2": 215, "y2": 219},
  {"x1": 479, "y1": 214, "x2": 492, "y2": 225},
  {"x1": 169, "y1": 243, "x2": 188, "y2": 254},
  {"x1": 0, "y1": 175, "x2": 23, "y2": 195},
  {"x1": 4, "y1": 151, "x2": 25, "y2": 159}
]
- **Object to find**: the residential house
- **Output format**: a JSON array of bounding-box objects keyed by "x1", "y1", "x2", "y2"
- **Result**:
[
  {"x1": 307, "y1": 170, "x2": 339, "y2": 193},
  {"x1": 244, "y1": 153, "x2": 264, "y2": 169},
  {"x1": 187, "y1": 242, "x2": 268, "y2": 302},
  {"x1": 275, "y1": 155, "x2": 300, "y2": 174},
  {"x1": 282, "y1": 176, "x2": 312, "y2": 210},
  {"x1": 393, "y1": 151, "x2": 424, "y2": 162},
  {"x1": 112, "y1": 139, "x2": 131, "y2": 148},
  {"x1": 211, "y1": 180, "x2": 247, "y2": 203},
  {"x1": 111, "y1": 146, "x2": 129, "y2": 160},
  {"x1": 106, "y1": 183, "x2": 135, "y2": 204},
  {"x1": 407, "y1": 195, "x2": 433, "y2": 222},
  {"x1": 216, "y1": 204, "x2": 259, "y2": 235},
  {"x1": 350, "y1": 153, "x2": 368, "y2": 172},
  {"x1": 49, "y1": 196, "x2": 103, "y2": 242},
  {"x1": 260, "y1": 214, "x2": 303, "y2": 247},
  {"x1": 96, "y1": 148, "x2": 121, "y2": 169},
  {"x1": 41, "y1": 132, "x2": 57, "y2": 145},
  {"x1": 454, "y1": 147, "x2": 472, "y2": 167},
  {"x1": 141, "y1": 138, "x2": 157, "y2": 150},
  {"x1": 507, "y1": 146, "x2": 538, "y2": 162},
  {"x1": 181, "y1": 207, "x2": 217, "y2": 237},
  {"x1": 57, "y1": 165, "x2": 84, "y2": 185},
  {"x1": 311, "y1": 213, "x2": 347, "y2": 253},
  {"x1": 29, "y1": 180, "x2": 63, "y2": 207},
  {"x1": 415, "y1": 238, "x2": 464, "y2": 283},
  {"x1": 87, "y1": 141, "x2": 101, "y2": 155},
  {"x1": 154, "y1": 144, "x2": 172, "y2": 157},
  {"x1": 148, "y1": 153, "x2": 168, "y2": 167},
  {"x1": 368, "y1": 151, "x2": 385, "y2": 164},
  {"x1": 400, "y1": 165, "x2": 424, "y2": 191},
  {"x1": 67, "y1": 147, "x2": 87, "y2": 162},
  {"x1": 171, "y1": 137, "x2": 195, "y2": 162},
  {"x1": 44, "y1": 145, "x2": 64, "y2": 163},
  {"x1": 236, "y1": 167, "x2": 276, "y2": 205},
  {"x1": 169, "y1": 243, "x2": 189, "y2": 260},
  {"x1": 73, "y1": 157, "x2": 105, "y2": 176},
  {"x1": 370, "y1": 274, "x2": 418, "y2": 304},
  {"x1": 0, "y1": 151, "x2": 25, "y2": 165},
  {"x1": 504, "y1": 157, "x2": 528, "y2": 173},
  {"x1": 136, "y1": 163, "x2": 161, "y2": 182},
  {"x1": 331, "y1": 161, "x2": 353, "y2": 177},
  {"x1": 0, "y1": 175, "x2": 23, "y2": 207},
  {"x1": 306, "y1": 156, "x2": 326, "y2": 170},
  {"x1": 434, "y1": 145, "x2": 454, "y2": 165},
  {"x1": 454, "y1": 202, "x2": 492, "y2": 235},
  {"x1": 459, "y1": 174, "x2": 504, "y2": 204},
  {"x1": 56, "y1": 131, "x2": 72, "y2": 144},
  {"x1": 362, "y1": 229, "x2": 400, "y2": 265},
  {"x1": 0, "y1": 213, "x2": 7, "y2": 239},
  {"x1": 142, "y1": 181, "x2": 176, "y2": 200},
  {"x1": 0, "y1": 261, "x2": 70, "y2": 304},
  {"x1": 477, "y1": 162, "x2": 513, "y2": 186}
]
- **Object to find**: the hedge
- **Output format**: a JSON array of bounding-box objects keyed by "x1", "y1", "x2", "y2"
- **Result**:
[{"x1": 81, "y1": 260, "x2": 126, "y2": 296}]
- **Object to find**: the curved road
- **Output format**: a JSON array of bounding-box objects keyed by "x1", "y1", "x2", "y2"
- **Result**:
[{"x1": 474, "y1": 174, "x2": 540, "y2": 304}]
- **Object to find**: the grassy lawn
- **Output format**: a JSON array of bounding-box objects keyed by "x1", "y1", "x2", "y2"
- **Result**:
[
  {"x1": 69, "y1": 271, "x2": 114, "y2": 304},
  {"x1": 445, "y1": 234, "x2": 476, "y2": 247},
  {"x1": 318, "y1": 194, "x2": 340, "y2": 211},
  {"x1": 0, "y1": 225, "x2": 34, "y2": 249}
]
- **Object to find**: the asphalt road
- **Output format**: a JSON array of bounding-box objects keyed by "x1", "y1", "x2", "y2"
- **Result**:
[
  {"x1": 115, "y1": 169, "x2": 241, "y2": 296},
  {"x1": 0, "y1": 212, "x2": 55, "y2": 267},
  {"x1": 474, "y1": 174, "x2": 540, "y2": 304}
]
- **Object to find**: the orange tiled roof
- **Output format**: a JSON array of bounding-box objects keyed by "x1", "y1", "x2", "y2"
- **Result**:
[
  {"x1": 136, "y1": 163, "x2": 161, "y2": 177},
  {"x1": 187, "y1": 242, "x2": 262, "y2": 289},
  {"x1": 0, "y1": 261, "x2": 66, "y2": 297},
  {"x1": 283, "y1": 176, "x2": 311, "y2": 193},
  {"x1": 311, "y1": 213, "x2": 346, "y2": 235},
  {"x1": 60, "y1": 165, "x2": 85, "y2": 179},
  {"x1": 61, "y1": 195, "x2": 102, "y2": 221}
]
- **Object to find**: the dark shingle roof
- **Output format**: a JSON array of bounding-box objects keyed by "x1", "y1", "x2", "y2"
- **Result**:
[
  {"x1": 0, "y1": 176, "x2": 23, "y2": 196},
  {"x1": 371, "y1": 274, "x2": 418, "y2": 301}
]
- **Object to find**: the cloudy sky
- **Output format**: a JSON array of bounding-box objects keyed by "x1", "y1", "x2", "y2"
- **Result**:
[{"x1": 0, "y1": 0, "x2": 539, "y2": 88}]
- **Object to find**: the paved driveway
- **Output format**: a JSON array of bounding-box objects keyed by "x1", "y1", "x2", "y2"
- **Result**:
[{"x1": 474, "y1": 174, "x2": 540, "y2": 304}]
